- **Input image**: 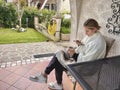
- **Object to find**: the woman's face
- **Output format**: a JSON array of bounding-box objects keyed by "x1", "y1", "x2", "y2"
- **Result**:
[{"x1": 84, "y1": 26, "x2": 97, "y2": 36}]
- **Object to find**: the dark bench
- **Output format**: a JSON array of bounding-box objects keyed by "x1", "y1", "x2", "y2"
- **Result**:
[{"x1": 66, "y1": 55, "x2": 120, "y2": 90}]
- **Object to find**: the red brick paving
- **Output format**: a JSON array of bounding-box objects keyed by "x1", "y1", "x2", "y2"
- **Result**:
[
  {"x1": 2, "y1": 73, "x2": 21, "y2": 85},
  {"x1": 0, "y1": 81, "x2": 10, "y2": 90},
  {"x1": 0, "y1": 60, "x2": 83, "y2": 90},
  {"x1": 0, "y1": 69, "x2": 11, "y2": 80},
  {"x1": 13, "y1": 77, "x2": 31, "y2": 90},
  {"x1": 7, "y1": 86, "x2": 19, "y2": 90}
]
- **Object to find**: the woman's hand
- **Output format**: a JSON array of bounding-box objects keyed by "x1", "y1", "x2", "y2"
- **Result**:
[
  {"x1": 67, "y1": 48, "x2": 75, "y2": 58},
  {"x1": 74, "y1": 40, "x2": 82, "y2": 46}
]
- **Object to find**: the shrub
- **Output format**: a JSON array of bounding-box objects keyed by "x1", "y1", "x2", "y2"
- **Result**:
[
  {"x1": 39, "y1": 9, "x2": 55, "y2": 23},
  {"x1": 61, "y1": 14, "x2": 71, "y2": 34},
  {"x1": 61, "y1": 18, "x2": 71, "y2": 28},
  {"x1": 38, "y1": 9, "x2": 55, "y2": 28},
  {"x1": 22, "y1": 8, "x2": 55, "y2": 28},
  {"x1": 0, "y1": 2, "x2": 17, "y2": 28},
  {"x1": 61, "y1": 27, "x2": 70, "y2": 34},
  {"x1": 20, "y1": 0, "x2": 26, "y2": 7},
  {"x1": 0, "y1": 1, "x2": 55, "y2": 28},
  {"x1": 22, "y1": 7, "x2": 39, "y2": 28}
]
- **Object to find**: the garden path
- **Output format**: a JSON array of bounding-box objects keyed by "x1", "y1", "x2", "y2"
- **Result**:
[{"x1": 0, "y1": 42, "x2": 65, "y2": 68}]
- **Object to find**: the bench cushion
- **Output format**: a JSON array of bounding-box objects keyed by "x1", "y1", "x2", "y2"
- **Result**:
[{"x1": 103, "y1": 36, "x2": 115, "y2": 57}]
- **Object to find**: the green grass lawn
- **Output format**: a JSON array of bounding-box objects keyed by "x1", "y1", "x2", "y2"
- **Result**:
[{"x1": 0, "y1": 28, "x2": 49, "y2": 44}]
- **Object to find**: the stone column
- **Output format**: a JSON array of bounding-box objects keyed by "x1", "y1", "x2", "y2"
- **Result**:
[
  {"x1": 34, "y1": 16, "x2": 39, "y2": 29},
  {"x1": 53, "y1": 17, "x2": 62, "y2": 41},
  {"x1": 56, "y1": 0, "x2": 62, "y2": 16},
  {"x1": 27, "y1": 0, "x2": 31, "y2": 7},
  {"x1": 69, "y1": 0, "x2": 83, "y2": 45}
]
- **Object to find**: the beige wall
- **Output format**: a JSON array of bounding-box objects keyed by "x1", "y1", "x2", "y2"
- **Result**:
[
  {"x1": 60, "y1": 0, "x2": 70, "y2": 12},
  {"x1": 70, "y1": 0, "x2": 120, "y2": 57}
]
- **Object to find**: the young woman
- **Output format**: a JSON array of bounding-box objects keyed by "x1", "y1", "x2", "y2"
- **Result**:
[{"x1": 30, "y1": 18, "x2": 106, "y2": 90}]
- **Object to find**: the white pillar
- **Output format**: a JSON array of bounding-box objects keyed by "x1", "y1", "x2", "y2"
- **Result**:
[
  {"x1": 27, "y1": 0, "x2": 31, "y2": 7},
  {"x1": 55, "y1": 17, "x2": 61, "y2": 41},
  {"x1": 69, "y1": 0, "x2": 83, "y2": 45},
  {"x1": 34, "y1": 16, "x2": 39, "y2": 29},
  {"x1": 56, "y1": 0, "x2": 62, "y2": 16}
]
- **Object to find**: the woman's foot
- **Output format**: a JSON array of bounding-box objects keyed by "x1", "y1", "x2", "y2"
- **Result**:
[
  {"x1": 29, "y1": 72, "x2": 47, "y2": 83},
  {"x1": 48, "y1": 82, "x2": 63, "y2": 90}
]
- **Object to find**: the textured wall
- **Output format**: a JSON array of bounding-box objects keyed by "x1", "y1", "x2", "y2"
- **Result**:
[
  {"x1": 70, "y1": 0, "x2": 83, "y2": 43},
  {"x1": 71, "y1": 0, "x2": 120, "y2": 57},
  {"x1": 60, "y1": 0, "x2": 70, "y2": 12}
]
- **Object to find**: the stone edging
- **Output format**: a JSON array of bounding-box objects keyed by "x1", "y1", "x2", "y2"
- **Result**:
[{"x1": 0, "y1": 57, "x2": 52, "y2": 68}]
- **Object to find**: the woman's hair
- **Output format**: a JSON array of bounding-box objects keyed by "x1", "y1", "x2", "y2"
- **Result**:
[{"x1": 83, "y1": 18, "x2": 101, "y2": 30}]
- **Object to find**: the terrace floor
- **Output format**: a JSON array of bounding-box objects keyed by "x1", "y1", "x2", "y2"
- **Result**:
[
  {"x1": 0, "y1": 42, "x2": 82, "y2": 90},
  {"x1": 0, "y1": 59, "x2": 83, "y2": 90}
]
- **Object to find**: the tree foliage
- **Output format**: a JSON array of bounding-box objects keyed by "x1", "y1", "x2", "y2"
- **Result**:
[
  {"x1": 0, "y1": 1, "x2": 55, "y2": 28},
  {"x1": 0, "y1": 2, "x2": 17, "y2": 27}
]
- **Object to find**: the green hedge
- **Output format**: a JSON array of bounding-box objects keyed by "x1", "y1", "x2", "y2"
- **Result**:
[
  {"x1": 0, "y1": 1, "x2": 71, "y2": 34},
  {"x1": 22, "y1": 7, "x2": 39, "y2": 28},
  {"x1": 0, "y1": 1, "x2": 55, "y2": 28},
  {"x1": 61, "y1": 15, "x2": 71, "y2": 34},
  {"x1": 61, "y1": 27, "x2": 70, "y2": 34},
  {"x1": 0, "y1": 3, "x2": 17, "y2": 27},
  {"x1": 22, "y1": 8, "x2": 55, "y2": 28}
]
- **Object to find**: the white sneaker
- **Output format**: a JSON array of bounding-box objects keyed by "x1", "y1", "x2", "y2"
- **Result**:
[
  {"x1": 29, "y1": 73, "x2": 47, "y2": 83},
  {"x1": 48, "y1": 82, "x2": 63, "y2": 90}
]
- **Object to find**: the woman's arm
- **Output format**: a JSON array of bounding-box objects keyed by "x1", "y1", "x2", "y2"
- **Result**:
[
  {"x1": 74, "y1": 40, "x2": 82, "y2": 46},
  {"x1": 77, "y1": 42, "x2": 105, "y2": 62}
]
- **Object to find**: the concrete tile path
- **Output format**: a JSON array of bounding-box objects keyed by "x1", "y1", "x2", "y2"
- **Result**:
[{"x1": 0, "y1": 42, "x2": 64, "y2": 68}]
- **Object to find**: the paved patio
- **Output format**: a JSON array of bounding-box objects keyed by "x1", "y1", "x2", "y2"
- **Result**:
[
  {"x1": 0, "y1": 42, "x2": 82, "y2": 90},
  {"x1": 0, "y1": 58, "x2": 82, "y2": 90},
  {"x1": 0, "y1": 42, "x2": 64, "y2": 68}
]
